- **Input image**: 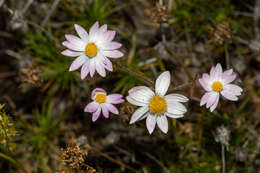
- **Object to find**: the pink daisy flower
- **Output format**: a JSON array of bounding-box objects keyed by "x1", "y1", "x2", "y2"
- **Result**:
[
  {"x1": 199, "y1": 63, "x2": 243, "y2": 112},
  {"x1": 84, "y1": 88, "x2": 124, "y2": 122},
  {"x1": 61, "y1": 22, "x2": 123, "y2": 79},
  {"x1": 126, "y1": 71, "x2": 189, "y2": 134}
]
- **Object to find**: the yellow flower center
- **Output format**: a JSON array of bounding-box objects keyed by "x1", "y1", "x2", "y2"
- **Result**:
[
  {"x1": 212, "y1": 81, "x2": 223, "y2": 92},
  {"x1": 85, "y1": 43, "x2": 98, "y2": 57},
  {"x1": 149, "y1": 96, "x2": 167, "y2": 115},
  {"x1": 95, "y1": 93, "x2": 106, "y2": 103}
]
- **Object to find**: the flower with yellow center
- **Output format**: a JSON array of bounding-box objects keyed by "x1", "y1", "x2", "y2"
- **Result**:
[
  {"x1": 61, "y1": 22, "x2": 124, "y2": 79},
  {"x1": 199, "y1": 63, "x2": 243, "y2": 112},
  {"x1": 85, "y1": 43, "x2": 98, "y2": 57},
  {"x1": 95, "y1": 93, "x2": 106, "y2": 103},
  {"x1": 127, "y1": 71, "x2": 189, "y2": 134},
  {"x1": 149, "y1": 96, "x2": 167, "y2": 115},
  {"x1": 211, "y1": 81, "x2": 223, "y2": 92},
  {"x1": 84, "y1": 88, "x2": 124, "y2": 122}
]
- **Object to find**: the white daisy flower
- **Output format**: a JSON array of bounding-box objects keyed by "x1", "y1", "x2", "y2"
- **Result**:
[
  {"x1": 126, "y1": 71, "x2": 189, "y2": 134},
  {"x1": 61, "y1": 22, "x2": 123, "y2": 79},
  {"x1": 199, "y1": 63, "x2": 243, "y2": 112}
]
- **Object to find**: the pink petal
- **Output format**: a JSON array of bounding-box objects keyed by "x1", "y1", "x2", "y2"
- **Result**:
[
  {"x1": 61, "y1": 50, "x2": 82, "y2": 57},
  {"x1": 215, "y1": 63, "x2": 223, "y2": 76},
  {"x1": 101, "y1": 104, "x2": 109, "y2": 118},
  {"x1": 65, "y1": 34, "x2": 84, "y2": 46},
  {"x1": 210, "y1": 66, "x2": 216, "y2": 76},
  {"x1": 222, "y1": 74, "x2": 236, "y2": 84},
  {"x1": 89, "y1": 21, "x2": 99, "y2": 36},
  {"x1": 74, "y1": 24, "x2": 88, "y2": 41},
  {"x1": 96, "y1": 62, "x2": 106, "y2": 77},
  {"x1": 104, "y1": 30, "x2": 116, "y2": 42},
  {"x1": 206, "y1": 92, "x2": 219, "y2": 108},
  {"x1": 99, "y1": 24, "x2": 107, "y2": 33},
  {"x1": 199, "y1": 73, "x2": 211, "y2": 91},
  {"x1": 91, "y1": 88, "x2": 106, "y2": 100},
  {"x1": 102, "y1": 50, "x2": 123, "y2": 58},
  {"x1": 200, "y1": 92, "x2": 211, "y2": 106},
  {"x1": 223, "y1": 84, "x2": 243, "y2": 96},
  {"x1": 101, "y1": 42, "x2": 122, "y2": 50},
  {"x1": 129, "y1": 106, "x2": 149, "y2": 124},
  {"x1": 107, "y1": 94, "x2": 124, "y2": 104},
  {"x1": 81, "y1": 60, "x2": 90, "y2": 79},
  {"x1": 89, "y1": 60, "x2": 96, "y2": 77},
  {"x1": 62, "y1": 41, "x2": 84, "y2": 51},
  {"x1": 69, "y1": 55, "x2": 86, "y2": 71},
  {"x1": 103, "y1": 57, "x2": 113, "y2": 71},
  {"x1": 210, "y1": 94, "x2": 219, "y2": 112},
  {"x1": 223, "y1": 69, "x2": 233, "y2": 75},
  {"x1": 146, "y1": 114, "x2": 157, "y2": 134},
  {"x1": 105, "y1": 103, "x2": 119, "y2": 114},
  {"x1": 155, "y1": 71, "x2": 171, "y2": 96},
  {"x1": 156, "y1": 115, "x2": 168, "y2": 134},
  {"x1": 92, "y1": 107, "x2": 101, "y2": 122},
  {"x1": 84, "y1": 101, "x2": 99, "y2": 112}
]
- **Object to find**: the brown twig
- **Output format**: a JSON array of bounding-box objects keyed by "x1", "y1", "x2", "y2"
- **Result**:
[
  {"x1": 115, "y1": 61, "x2": 154, "y2": 86},
  {"x1": 167, "y1": 82, "x2": 193, "y2": 93}
]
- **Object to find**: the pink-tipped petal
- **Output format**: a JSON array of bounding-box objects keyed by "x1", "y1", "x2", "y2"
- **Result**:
[
  {"x1": 199, "y1": 73, "x2": 212, "y2": 91},
  {"x1": 91, "y1": 88, "x2": 106, "y2": 100},
  {"x1": 74, "y1": 24, "x2": 88, "y2": 41},
  {"x1": 84, "y1": 101, "x2": 99, "y2": 112},
  {"x1": 62, "y1": 41, "x2": 85, "y2": 51},
  {"x1": 69, "y1": 55, "x2": 86, "y2": 71},
  {"x1": 215, "y1": 63, "x2": 223, "y2": 76},
  {"x1": 89, "y1": 60, "x2": 96, "y2": 77},
  {"x1": 210, "y1": 94, "x2": 219, "y2": 112},
  {"x1": 146, "y1": 114, "x2": 157, "y2": 134},
  {"x1": 157, "y1": 115, "x2": 168, "y2": 134},
  {"x1": 81, "y1": 60, "x2": 90, "y2": 79},
  {"x1": 103, "y1": 57, "x2": 113, "y2": 71},
  {"x1": 105, "y1": 30, "x2": 116, "y2": 41},
  {"x1": 206, "y1": 92, "x2": 219, "y2": 108},
  {"x1": 89, "y1": 21, "x2": 99, "y2": 36},
  {"x1": 101, "y1": 42, "x2": 122, "y2": 50},
  {"x1": 210, "y1": 66, "x2": 216, "y2": 76},
  {"x1": 155, "y1": 71, "x2": 171, "y2": 96},
  {"x1": 200, "y1": 92, "x2": 211, "y2": 106},
  {"x1": 99, "y1": 24, "x2": 107, "y2": 33},
  {"x1": 106, "y1": 103, "x2": 119, "y2": 114},
  {"x1": 107, "y1": 94, "x2": 124, "y2": 104},
  {"x1": 223, "y1": 69, "x2": 233, "y2": 75},
  {"x1": 102, "y1": 50, "x2": 123, "y2": 58},
  {"x1": 65, "y1": 34, "x2": 84, "y2": 46},
  {"x1": 61, "y1": 50, "x2": 82, "y2": 57},
  {"x1": 101, "y1": 104, "x2": 109, "y2": 118},
  {"x1": 222, "y1": 74, "x2": 236, "y2": 84},
  {"x1": 129, "y1": 106, "x2": 149, "y2": 124},
  {"x1": 92, "y1": 107, "x2": 101, "y2": 122},
  {"x1": 96, "y1": 62, "x2": 106, "y2": 77}
]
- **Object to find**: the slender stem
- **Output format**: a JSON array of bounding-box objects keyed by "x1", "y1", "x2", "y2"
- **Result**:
[
  {"x1": 221, "y1": 144, "x2": 226, "y2": 173},
  {"x1": 167, "y1": 82, "x2": 192, "y2": 93},
  {"x1": 225, "y1": 44, "x2": 230, "y2": 69},
  {"x1": 115, "y1": 61, "x2": 154, "y2": 86}
]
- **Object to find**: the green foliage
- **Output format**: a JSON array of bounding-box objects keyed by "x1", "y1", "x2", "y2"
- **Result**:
[
  {"x1": 23, "y1": 102, "x2": 62, "y2": 153},
  {"x1": 24, "y1": 31, "x2": 79, "y2": 96}
]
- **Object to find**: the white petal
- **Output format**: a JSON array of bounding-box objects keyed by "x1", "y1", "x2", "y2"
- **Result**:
[
  {"x1": 105, "y1": 103, "x2": 119, "y2": 114},
  {"x1": 165, "y1": 94, "x2": 189, "y2": 103},
  {"x1": 155, "y1": 71, "x2": 171, "y2": 96},
  {"x1": 146, "y1": 114, "x2": 157, "y2": 134},
  {"x1": 74, "y1": 24, "x2": 88, "y2": 41},
  {"x1": 221, "y1": 90, "x2": 238, "y2": 101},
  {"x1": 81, "y1": 60, "x2": 90, "y2": 79},
  {"x1": 102, "y1": 50, "x2": 123, "y2": 58},
  {"x1": 61, "y1": 50, "x2": 82, "y2": 57},
  {"x1": 206, "y1": 92, "x2": 219, "y2": 108},
  {"x1": 165, "y1": 112, "x2": 184, "y2": 119},
  {"x1": 156, "y1": 115, "x2": 168, "y2": 134},
  {"x1": 128, "y1": 86, "x2": 154, "y2": 104},
  {"x1": 89, "y1": 60, "x2": 96, "y2": 77},
  {"x1": 167, "y1": 101, "x2": 187, "y2": 114},
  {"x1": 210, "y1": 94, "x2": 219, "y2": 112},
  {"x1": 129, "y1": 106, "x2": 149, "y2": 124},
  {"x1": 223, "y1": 84, "x2": 242, "y2": 96},
  {"x1": 96, "y1": 61, "x2": 106, "y2": 77},
  {"x1": 126, "y1": 96, "x2": 148, "y2": 107},
  {"x1": 69, "y1": 55, "x2": 87, "y2": 71}
]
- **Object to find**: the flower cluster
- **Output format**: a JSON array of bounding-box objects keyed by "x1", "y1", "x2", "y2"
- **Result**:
[{"x1": 61, "y1": 22, "x2": 243, "y2": 134}]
